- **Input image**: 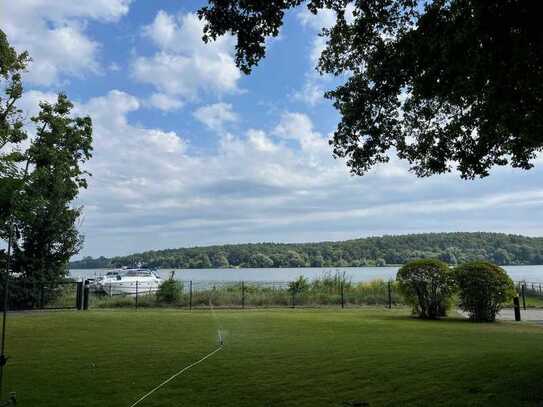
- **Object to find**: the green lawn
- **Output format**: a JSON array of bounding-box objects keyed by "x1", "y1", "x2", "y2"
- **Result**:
[
  {"x1": 523, "y1": 295, "x2": 543, "y2": 308},
  {"x1": 4, "y1": 308, "x2": 543, "y2": 406}
]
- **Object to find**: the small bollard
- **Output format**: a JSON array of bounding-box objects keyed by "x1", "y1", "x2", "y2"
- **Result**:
[
  {"x1": 83, "y1": 281, "x2": 90, "y2": 311},
  {"x1": 513, "y1": 296, "x2": 521, "y2": 321},
  {"x1": 521, "y1": 283, "x2": 527, "y2": 310},
  {"x1": 76, "y1": 281, "x2": 83, "y2": 310}
]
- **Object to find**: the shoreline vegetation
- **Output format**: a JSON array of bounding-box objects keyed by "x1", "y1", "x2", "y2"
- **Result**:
[{"x1": 71, "y1": 232, "x2": 543, "y2": 270}]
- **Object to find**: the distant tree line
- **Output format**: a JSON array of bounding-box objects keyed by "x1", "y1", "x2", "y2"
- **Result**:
[{"x1": 70, "y1": 232, "x2": 543, "y2": 269}]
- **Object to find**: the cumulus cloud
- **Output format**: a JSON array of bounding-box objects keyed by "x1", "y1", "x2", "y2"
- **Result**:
[
  {"x1": 4, "y1": 0, "x2": 131, "y2": 85},
  {"x1": 133, "y1": 11, "x2": 241, "y2": 103},
  {"x1": 291, "y1": 80, "x2": 326, "y2": 106},
  {"x1": 193, "y1": 103, "x2": 239, "y2": 131},
  {"x1": 148, "y1": 93, "x2": 184, "y2": 111},
  {"x1": 27, "y1": 89, "x2": 539, "y2": 257}
]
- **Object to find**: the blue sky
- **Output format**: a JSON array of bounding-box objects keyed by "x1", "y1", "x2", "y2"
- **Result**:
[{"x1": 4, "y1": 1, "x2": 543, "y2": 258}]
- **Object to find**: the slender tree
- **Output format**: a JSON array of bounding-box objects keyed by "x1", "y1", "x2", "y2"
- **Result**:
[
  {"x1": 11, "y1": 94, "x2": 93, "y2": 288},
  {"x1": 199, "y1": 1, "x2": 543, "y2": 179}
]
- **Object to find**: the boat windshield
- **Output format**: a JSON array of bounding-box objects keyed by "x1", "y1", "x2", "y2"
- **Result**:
[{"x1": 125, "y1": 270, "x2": 152, "y2": 277}]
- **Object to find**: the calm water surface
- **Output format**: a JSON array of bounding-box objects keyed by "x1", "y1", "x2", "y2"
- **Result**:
[{"x1": 70, "y1": 265, "x2": 543, "y2": 283}]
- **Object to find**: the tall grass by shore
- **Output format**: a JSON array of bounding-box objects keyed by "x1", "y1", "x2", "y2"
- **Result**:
[{"x1": 90, "y1": 274, "x2": 404, "y2": 309}]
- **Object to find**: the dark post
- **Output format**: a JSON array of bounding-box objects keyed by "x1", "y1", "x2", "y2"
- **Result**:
[
  {"x1": 76, "y1": 282, "x2": 83, "y2": 310},
  {"x1": 340, "y1": 281, "x2": 344, "y2": 309},
  {"x1": 189, "y1": 280, "x2": 192, "y2": 311},
  {"x1": 83, "y1": 281, "x2": 89, "y2": 311},
  {"x1": 291, "y1": 290, "x2": 296, "y2": 309},
  {"x1": 135, "y1": 281, "x2": 139, "y2": 310},
  {"x1": 39, "y1": 285, "x2": 45, "y2": 309},
  {"x1": 241, "y1": 281, "x2": 245, "y2": 309},
  {"x1": 513, "y1": 296, "x2": 521, "y2": 321},
  {"x1": 387, "y1": 280, "x2": 392, "y2": 309},
  {"x1": 0, "y1": 221, "x2": 14, "y2": 400},
  {"x1": 521, "y1": 282, "x2": 527, "y2": 310}
]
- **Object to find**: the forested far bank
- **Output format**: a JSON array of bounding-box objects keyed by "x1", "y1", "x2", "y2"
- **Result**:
[{"x1": 70, "y1": 232, "x2": 543, "y2": 269}]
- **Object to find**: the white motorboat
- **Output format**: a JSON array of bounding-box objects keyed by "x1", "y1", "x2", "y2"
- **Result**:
[{"x1": 98, "y1": 268, "x2": 162, "y2": 296}]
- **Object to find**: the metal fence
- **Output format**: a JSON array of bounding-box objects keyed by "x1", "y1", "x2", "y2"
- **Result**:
[
  {"x1": 87, "y1": 279, "x2": 404, "y2": 310},
  {"x1": 516, "y1": 281, "x2": 543, "y2": 296},
  {"x1": 513, "y1": 281, "x2": 543, "y2": 311},
  {"x1": 0, "y1": 278, "x2": 81, "y2": 311}
]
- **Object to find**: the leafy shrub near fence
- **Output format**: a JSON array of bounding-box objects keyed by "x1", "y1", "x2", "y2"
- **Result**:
[
  {"x1": 455, "y1": 261, "x2": 515, "y2": 322},
  {"x1": 397, "y1": 259, "x2": 454, "y2": 319},
  {"x1": 156, "y1": 279, "x2": 184, "y2": 304}
]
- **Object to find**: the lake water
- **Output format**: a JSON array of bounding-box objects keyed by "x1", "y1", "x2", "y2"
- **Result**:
[{"x1": 70, "y1": 265, "x2": 543, "y2": 283}]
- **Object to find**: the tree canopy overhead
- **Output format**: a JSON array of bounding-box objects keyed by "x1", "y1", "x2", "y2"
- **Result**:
[{"x1": 199, "y1": 0, "x2": 543, "y2": 179}]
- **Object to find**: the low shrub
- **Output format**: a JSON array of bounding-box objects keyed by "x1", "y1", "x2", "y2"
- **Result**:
[
  {"x1": 396, "y1": 259, "x2": 453, "y2": 319},
  {"x1": 156, "y1": 279, "x2": 184, "y2": 304},
  {"x1": 288, "y1": 276, "x2": 309, "y2": 294},
  {"x1": 455, "y1": 261, "x2": 515, "y2": 322}
]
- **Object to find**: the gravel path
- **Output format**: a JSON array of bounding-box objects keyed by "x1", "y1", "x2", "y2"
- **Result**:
[
  {"x1": 496, "y1": 308, "x2": 543, "y2": 324},
  {"x1": 457, "y1": 308, "x2": 543, "y2": 324}
]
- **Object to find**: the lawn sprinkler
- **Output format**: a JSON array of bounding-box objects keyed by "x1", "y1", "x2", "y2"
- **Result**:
[{"x1": 218, "y1": 330, "x2": 224, "y2": 347}]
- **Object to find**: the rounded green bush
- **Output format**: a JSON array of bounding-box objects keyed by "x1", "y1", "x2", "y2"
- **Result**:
[
  {"x1": 455, "y1": 261, "x2": 514, "y2": 322},
  {"x1": 156, "y1": 279, "x2": 183, "y2": 304},
  {"x1": 397, "y1": 259, "x2": 453, "y2": 319}
]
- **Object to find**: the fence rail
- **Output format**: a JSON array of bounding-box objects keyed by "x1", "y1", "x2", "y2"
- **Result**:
[
  {"x1": 88, "y1": 279, "x2": 403, "y2": 310},
  {"x1": 4, "y1": 277, "x2": 542, "y2": 312},
  {"x1": 0, "y1": 279, "x2": 80, "y2": 311},
  {"x1": 513, "y1": 281, "x2": 543, "y2": 311}
]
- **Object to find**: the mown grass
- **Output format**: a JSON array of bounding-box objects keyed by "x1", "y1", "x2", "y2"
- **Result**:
[
  {"x1": 521, "y1": 295, "x2": 543, "y2": 308},
  {"x1": 5, "y1": 308, "x2": 543, "y2": 406}
]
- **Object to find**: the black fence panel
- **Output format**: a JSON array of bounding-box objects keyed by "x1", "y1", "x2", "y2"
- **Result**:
[
  {"x1": 512, "y1": 281, "x2": 543, "y2": 310},
  {"x1": 86, "y1": 277, "x2": 405, "y2": 310},
  {"x1": 0, "y1": 278, "x2": 79, "y2": 310}
]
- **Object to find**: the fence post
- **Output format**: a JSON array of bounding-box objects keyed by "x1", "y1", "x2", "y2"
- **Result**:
[
  {"x1": 135, "y1": 281, "x2": 139, "y2": 310},
  {"x1": 39, "y1": 285, "x2": 45, "y2": 309},
  {"x1": 513, "y1": 296, "x2": 521, "y2": 321},
  {"x1": 387, "y1": 280, "x2": 392, "y2": 309},
  {"x1": 340, "y1": 281, "x2": 344, "y2": 309},
  {"x1": 241, "y1": 281, "x2": 245, "y2": 309},
  {"x1": 76, "y1": 281, "x2": 83, "y2": 310},
  {"x1": 521, "y1": 282, "x2": 527, "y2": 310},
  {"x1": 189, "y1": 280, "x2": 192, "y2": 311},
  {"x1": 83, "y1": 281, "x2": 89, "y2": 310}
]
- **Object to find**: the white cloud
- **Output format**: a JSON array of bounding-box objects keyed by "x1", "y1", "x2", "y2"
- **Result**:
[
  {"x1": 297, "y1": 8, "x2": 337, "y2": 31},
  {"x1": 247, "y1": 129, "x2": 278, "y2": 153},
  {"x1": 148, "y1": 93, "x2": 184, "y2": 112},
  {"x1": 291, "y1": 80, "x2": 325, "y2": 106},
  {"x1": 193, "y1": 103, "x2": 239, "y2": 131},
  {"x1": 274, "y1": 112, "x2": 329, "y2": 158},
  {"x1": 4, "y1": 0, "x2": 131, "y2": 86},
  {"x1": 133, "y1": 11, "x2": 241, "y2": 102},
  {"x1": 108, "y1": 63, "x2": 121, "y2": 72},
  {"x1": 294, "y1": 4, "x2": 357, "y2": 105},
  {"x1": 53, "y1": 90, "x2": 543, "y2": 258}
]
